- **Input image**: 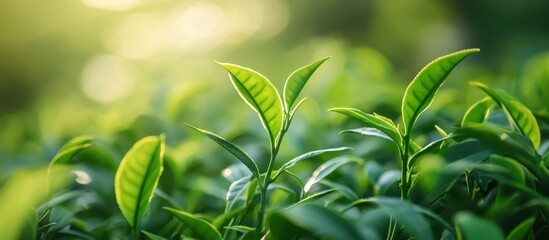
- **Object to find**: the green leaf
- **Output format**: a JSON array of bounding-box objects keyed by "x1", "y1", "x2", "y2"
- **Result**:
[
  {"x1": 470, "y1": 81, "x2": 541, "y2": 150},
  {"x1": 330, "y1": 107, "x2": 402, "y2": 146},
  {"x1": 461, "y1": 97, "x2": 493, "y2": 127},
  {"x1": 401, "y1": 49, "x2": 479, "y2": 136},
  {"x1": 304, "y1": 156, "x2": 360, "y2": 193},
  {"x1": 274, "y1": 147, "x2": 352, "y2": 179},
  {"x1": 49, "y1": 135, "x2": 94, "y2": 166},
  {"x1": 340, "y1": 127, "x2": 395, "y2": 142},
  {"x1": 506, "y1": 217, "x2": 535, "y2": 240},
  {"x1": 319, "y1": 180, "x2": 359, "y2": 201},
  {"x1": 115, "y1": 135, "x2": 165, "y2": 228},
  {"x1": 187, "y1": 124, "x2": 260, "y2": 181},
  {"x1": 455, "y1": 212, "x2": 504, "y2": 240},
  {"x1": 218, "y1": 62, "x2": 284, "y2": 143},
  {"x1": 269, "y1": 204, "x2": 369, "y2": 240},
  {"x1": 283, "y1": 57, "x2": 329, "y2": 112},
  {"x1": 142, "y1": 230, "x2": 169, "y2": 240},
  {"x1": 349, "y1": 197, "x2": 434, "y2": 240},
  {"x1": 164, "y1": 207, "x2": 222, "y2": 240},
  {"x1": 225, "y1": 176, "x2": 252, "y2": 213}
]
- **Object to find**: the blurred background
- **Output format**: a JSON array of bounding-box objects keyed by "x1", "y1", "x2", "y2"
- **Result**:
[{"x1": 1, "y1": 0, "x2": 549, "y2": 175}]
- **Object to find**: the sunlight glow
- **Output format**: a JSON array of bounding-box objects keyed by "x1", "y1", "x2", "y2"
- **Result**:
[
  {"x1": 81, "y1": 0, "x2": 139, "y2": 11},
  {"x1": 80, "y1": 55, "x2": 135, "y2": 103}
]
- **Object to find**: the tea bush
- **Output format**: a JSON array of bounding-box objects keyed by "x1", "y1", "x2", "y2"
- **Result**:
[{"x1": 1, "y1": 48, "x2": 549, "y2": 240}]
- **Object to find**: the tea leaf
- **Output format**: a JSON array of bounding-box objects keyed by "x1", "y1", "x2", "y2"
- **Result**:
[
  {"x1": 470, "y1": 81, "x2": 540, "y2": 150},
  {"x1": 164, "y1": 207, "x2": 222, "y2": 240},
  {"x1": 142, "y1": 230, "x2": 169, "y2": 240},
  {"x1": 274, "y1": 147, "x2": 352, "y2": 179},
  {"x1": 340, "y1": 127, "x2": 395, "y2": 142},
  {"x1": 461, "y1": 97, "x2": 493, "y2": 127},
  {"x1": 455, "y1": 212, "x2": 504, "y2": 240},
  {"x1": 115, "y1": 135, "x2": 165, "y2": 228},
  {"x1": 330, "y1": 107, "x2": 402, "y2": 146},
  {"x1": 304, "y1": 156, "x2": 360, "y2": 192},
  {"x1": 49, "y1": 135, "x2": 93, "y2": 166},
  {"x1": 225, "y1": 176, "x2": 252, "y2": 213},
  {"x1": 218, "y1": 62, "x2": 284, "y2": 143},
  {"x1": 506, "y1": 217, "x2": 535, "y2": 240},
  {"x1": 269, "y1": 204, "x2": 369, "y2": 240},
  {"x1": 187, "y1": 124, "x2": 260, "y2": 180},
  {"x1": 401, "y1": 49, "x2": 479, "y2": 136},
  {"x1": 283, "y1": 57, "x2": 329, "y2": 112},
  {"x1": 350, "y1": 197, "x2": 434, "y2": 240}
]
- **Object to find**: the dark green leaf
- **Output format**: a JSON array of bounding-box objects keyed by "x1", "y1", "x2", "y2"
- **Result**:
[
  {"x1": 401, "y1": 49, "x2": 479, "y2": 136},
  {"x1": 187, "y1": 124, "x2": 260, "y2": 180},
  {"x1": 506, "y1": 217, "x2": 535, "y2": 240},
  {"x1": 461, "y1": 97, "x2": 492, "y2": 127},
  {"x1": 283, "y1": 57, "x2": 329, "y2": 112},
  {"x1": 142, "y1": 231, "x2": 169, "y2": 240},
  {"x1": 115, "y1": 135, "x2": 165, "y2": 227},
  {"x1": 470, "y1": 81, "x2": 540, "y2": 149},
  {"x1": 455, "y1": 212, "x2": 504, "y2": 240},
  {"x1": 269, "y1": 204, "x2": 369, "y2": 240},
  {"x1": 304, "y1": 156, "x2": 360, "y2": 193},
  {"x1": 164, "y1": 207, "x2": 222, "y2": 240},
  {"x1": 225, "y1": 176, "x2": 252, "y2": 213},
  {"x1": 218, "y1": 62, "x2": 284, "y2": 143},
  {"x1": 274, "y1": 147, "x2": 352, "y2": 179},
  {"x1": 330, "y1": 107, "x2": 402, "y2": 146}
]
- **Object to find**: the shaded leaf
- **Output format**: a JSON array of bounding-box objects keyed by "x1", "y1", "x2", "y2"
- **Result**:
[
  {"x1": 225, "y1": 176, "x2": 252, "y2": 213},
  {"x1": 142, "y1": 230, "x2": 169, "y2": 240},
  {"x1": 470, "y1": 81, "x2": 540, "y2": 149},
  {"x1": 187, "y1": 124, "x2": 260, "y2": 180},
  {"x1": 330, "y1": 107, "x2": 402, "y2": 145},
  {"x1": 506, "y1": 217, "x2": 535, "y2": 240},
  {"x1": 304, "y1": 156, "x2": 360, "y2": 192},
  {"x1": 218, "y1": 62, "x2": 284, "y2": 143},
  {"x1": 349, "y1": 197, "x2": 434, "y2": 240},
  {"x1": 269, "y1": 204, "x2": 370, "y2": 240},
  {"x1": 115, "y1": 135, "x2": 165, "y2": 227},
  {"x1": 401, "y1": 49, "x2": 479, "y2": 136},
  {"x1": 283, "y1": 57, "x2": 329, "y2": 112},
  {"x1": 461, "y1": 97, "x2": 493, "y2": 127},
  {"x1": 319, "y1": 180, "x2": 359, "y2": 201},
  {"x1": 49, "y1": 135, "x2": 94, "y2": 166},
  {"x1": 164, "y1": 207, "x2": 222, "y2": 240},
  {"x1": 274, "y1": 147, "x2": 352, "y2": 179},
  {"x1": 455, "y1": 212, "x2": 504, "y2": 240}
]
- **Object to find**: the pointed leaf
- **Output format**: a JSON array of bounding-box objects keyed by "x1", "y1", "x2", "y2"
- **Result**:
[
  {"x1": 283, "y1": 57, "x2": 329, "y2": 112},
  {"x1": 304, "y1": 156, "x2": 360, "y2": 192},
  {"x1": 115, "y1": 135, "x2": 165, "y2": 227},
  {"x1": 142, "y1": 230, "x2": 169, "y2": 240},
  {"x1": 164, "y1": 207, "x2": 222, "y2": 240},
  {"x1": 49, "y1": 135, "x2": 94, "y2": 166},
  {"x1": 506, "y1": 217, "x2": 535, "y2": 240},
  {"x1": 225, "y1": 176, "x2": 252, "y2": 213},
  {"x1": 269, "y1": 204, "x2": 368, "y2": 240},
  {"x1": 461, "y1": 97, "x2": 493, "y2": 127},
  {"x1": 349, "y1": 197, "x2": 434, "y2": 240},
  {"x1": 218, "y1": 63, "x2": 284, "y2": 143},
  {"x1": 401, "y1": 49, "x2": 479, "y2": 136},
  {"x1": 455, "y1": 212, "x2": 504, "y2": 240},
  {"x1": 340, "y1": 127, "x2": 394, "y2": 142},
  {"x1": 275, "y1": 147, "x2": 352, "y2": 179},
  {"x1": 330, "y1": 107, "x2": 402, "y2": 145},
  {"x1": 187, "y1": 124, "x2": 260, "y2": 180},
  {"x1": 470, "y1": 81, "x2": 540, "y2": 149}
]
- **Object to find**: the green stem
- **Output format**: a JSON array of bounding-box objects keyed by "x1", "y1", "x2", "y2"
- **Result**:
[{"x1": 400, "y1": 135, "x2": 411, "y2": 200}]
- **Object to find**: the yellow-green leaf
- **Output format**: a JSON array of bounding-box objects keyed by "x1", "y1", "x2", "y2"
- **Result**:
[
  {"x1": 164, "y1": 207, "x2": 222, "y2": 240},
  {"x1": 401, "y1": 49, "x2": 479, "y2": 136},
  {"x1": 218, "y1": 63, "x2": 284, "y2": 143},
  {"x1": 461, "y1": 97, "x2": 493, "y2": 127},
  {"x1": 470, "y1": 81, "x2": 541, "y2": 150},
  {"x1": 115, "y1": 135, "x2": 165, "y2": 228},
  {"x1": 283, "y1": 57, "x2": 329, "y2": 112}
]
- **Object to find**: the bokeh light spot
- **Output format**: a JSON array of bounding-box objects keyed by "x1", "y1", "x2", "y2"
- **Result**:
[{"x1": 80, "y1": 55, "x2": 136, "y2": 103}]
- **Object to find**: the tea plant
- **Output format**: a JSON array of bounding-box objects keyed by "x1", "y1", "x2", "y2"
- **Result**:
[{"x1": 2, "y1": 48, "x2": 549, "y2": 240}]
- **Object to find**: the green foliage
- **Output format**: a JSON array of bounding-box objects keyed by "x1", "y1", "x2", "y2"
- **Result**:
[
  {"x1": 4, "y1": 48, "x2": 549, "y2": 240},
  {"x1": 115, "y1": 135, "x2": 165, "y2": 229}
]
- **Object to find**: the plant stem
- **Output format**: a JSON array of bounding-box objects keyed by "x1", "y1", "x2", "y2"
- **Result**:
[{"x1": 400, "y1": 135, "x2": 411, "y2": 200}]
